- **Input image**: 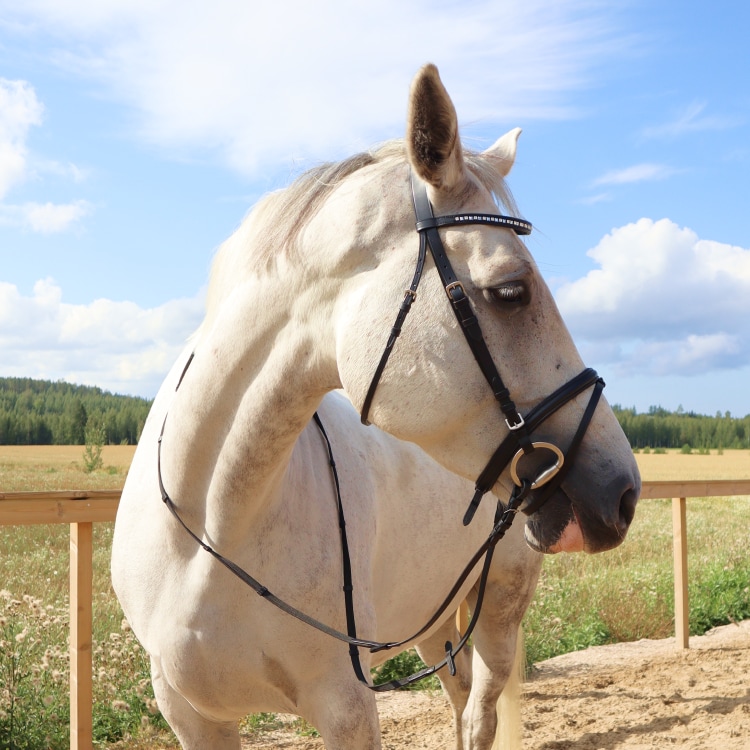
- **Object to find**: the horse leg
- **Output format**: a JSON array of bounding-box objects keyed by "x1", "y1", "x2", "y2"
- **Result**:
[
  {"x1": 303, "y1": 679, "x2": 382, "y2": 750},
  {"x1": 150, "y1": 657, "x2": 241, "y2": 750},
  {"x1": 462, "y1": 622, "x2": 521, "y2": 750},
  {"x1": 462, "y1": 554, "x2": 542, "y2": 750},
  {"x1": 416, "y1": 615, "x2": 472, "y2": 750}
]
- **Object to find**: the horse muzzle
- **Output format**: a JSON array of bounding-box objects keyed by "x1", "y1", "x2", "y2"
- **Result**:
[{"x1": 522, "y1": 468, "x2": 640, "y2": 554}]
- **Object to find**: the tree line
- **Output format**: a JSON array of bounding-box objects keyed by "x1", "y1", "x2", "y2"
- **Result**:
[
  {"x1": 0, "y1": 377, "x2": 152, "y2": 445},
  {"x1": 1, "y1": 376, "x2": 749, "y2": 449},
  {"x1": 613, "y1": 404, "x2": 750, "y2": 450}
]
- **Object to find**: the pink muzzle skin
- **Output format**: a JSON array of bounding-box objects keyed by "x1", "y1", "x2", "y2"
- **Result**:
[{"x1": 549, "y1": 516, "x2": 585, "y2": 553}]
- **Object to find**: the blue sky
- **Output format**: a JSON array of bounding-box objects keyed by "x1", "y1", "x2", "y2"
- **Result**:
[{"x1": 1, "y1": 0, "x2": 749, "y2": 416}]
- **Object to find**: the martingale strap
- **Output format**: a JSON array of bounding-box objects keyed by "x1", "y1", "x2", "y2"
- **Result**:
[
  {"x1": 157, "y1": 382, "x2": 528, "y2": 690},
  {"x1": 314, "y1": 414, "x2": 531, "y2": 691}
]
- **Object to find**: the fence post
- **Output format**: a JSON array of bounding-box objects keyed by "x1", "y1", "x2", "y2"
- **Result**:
[
  {"x1": 672, "y1": 497, "x2": 689, "y2": 649},
  {"x1": 70, "y1": 522, "x2": 94, "y2": 750}
]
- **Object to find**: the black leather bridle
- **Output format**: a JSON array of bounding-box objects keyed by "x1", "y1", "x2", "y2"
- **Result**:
[
  {"x1": 157, "y1": 171, "x2": 606, "y2": 691},
  {"x1": 361, "y1": 173, "x2": 605, "y2": 524}
]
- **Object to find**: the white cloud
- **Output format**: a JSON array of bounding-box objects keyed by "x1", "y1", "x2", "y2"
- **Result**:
[
  {"x1": 0, "y1": 200, "x2": 92, "y2": 233},
  {"x1": 0, "y1": 0, "x2": 639, "y2": 174},
  {"x1": 0, "y1": 278, "x2": 204, "y2": 396},
  {"x1": 24, "y1": 200, "x2": 91, "y2": 233},
  {"x1": 0, "y1": 78, "x2": 92, "y2": 233},
  {"x1": 592, "y1": 163, "x2": 678, "y2": 186},
  {"x1": 556, "y1": 218, "x2": 750, "y2": 377},
  {"x1": 0, "y1": 78, "x2": 44, "y2": 199}
]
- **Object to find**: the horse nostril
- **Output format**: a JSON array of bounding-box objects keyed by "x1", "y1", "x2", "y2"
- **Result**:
[{"x1": 618, "y1": 486, "x2": 638, "y2": 531}]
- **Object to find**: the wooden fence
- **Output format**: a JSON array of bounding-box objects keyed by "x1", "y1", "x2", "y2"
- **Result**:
[
  {"x1": 2, "y1": 480, "x2": 750, "y2": 750},
  {"x1": 638, "y1": 480, "x2": 750, "y2": 647},
  {"x1": 0, "y1": 491, "x2": 119, "y2": 750}
]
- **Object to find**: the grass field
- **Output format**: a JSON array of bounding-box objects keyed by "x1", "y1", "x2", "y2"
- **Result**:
[
  {"x1": 0, "y1": 446, "x2": 159, "y2": 748},
  {"x1": 0, "y1": 445, "x2": 136, "y2": 492},
  {"x1": 1, "y1": 446, "x2": 749, "y2": 748},
  {"x1": 524, "y1": 448, "x2": 750, "y2": 663}
]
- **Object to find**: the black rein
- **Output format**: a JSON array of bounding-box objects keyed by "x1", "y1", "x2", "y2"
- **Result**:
[
  {"x1": 158, "y1": 383, "x2": 529, "y2": 690},
  {"x1": 156, "y1": 171, "x2": 606, "y2": 691}
]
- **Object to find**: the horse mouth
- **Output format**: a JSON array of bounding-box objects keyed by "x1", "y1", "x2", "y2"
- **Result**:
[
  {"x1": 522, "y1": 490, "x2": 579, "y2": 554},
  {"x1": 522, "y1": 483, "x2": 637, "y2": 555}
]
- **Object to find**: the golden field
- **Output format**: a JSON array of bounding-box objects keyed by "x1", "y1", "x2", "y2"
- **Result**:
[
  {"x1": 634, "y1": 449, "x2": 750, "y2": 481},
  {"x1": 0, "y1": 445, "x2": 749, "y2": 492},
  {"x1": 0, "y1": 444, "x2": 136, "y2": 470},
  {"x1": 0, "y1": 444, "x2": 136, "y2": 492}
]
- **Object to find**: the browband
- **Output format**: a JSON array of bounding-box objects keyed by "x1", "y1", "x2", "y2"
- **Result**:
[{"x1": 415, "y1": 212, "x2": 532, "y2": 235}]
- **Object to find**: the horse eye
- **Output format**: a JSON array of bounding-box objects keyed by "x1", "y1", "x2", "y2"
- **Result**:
[{"x1": 488, "y1": 282, "x2": 529, "y2": 306}]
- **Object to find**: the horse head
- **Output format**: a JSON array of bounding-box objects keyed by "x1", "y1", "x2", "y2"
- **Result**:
[{"x1": 330, "y1": 64, "x2": 640, "y2": 554}]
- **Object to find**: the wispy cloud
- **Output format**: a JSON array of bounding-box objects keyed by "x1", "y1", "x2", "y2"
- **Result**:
[
  {"x1": 641, "y1": 101, "x2": 743, "y2": 140},
  {"x1": 579, "y1": 192, "x2": 612, "y2": 205},
  {"x1": 0, "y1": 0, "x2": 640, "y2": 175},
  {"x1": 32, "y1": 158, "x2": 90, "y2": 183},
  {"x1": 722, "y1": 147, "x2": 750, "y2": 163},
  {"x1": 592, "y1": 163, "x2": 679, "y2": 186}
]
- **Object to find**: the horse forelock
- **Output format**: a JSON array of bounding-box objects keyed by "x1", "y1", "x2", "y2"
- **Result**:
[
  {"x1": 464, "y1": 150, "x2": 520, "y2": 218},
  {"x1": 204, "y1": 139, "x2": 521, "y2": 321}
]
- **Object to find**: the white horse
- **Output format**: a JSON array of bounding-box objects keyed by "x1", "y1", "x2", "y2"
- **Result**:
[{"x1": 112, "y1": 64, "x2": 640, "y2": 749}]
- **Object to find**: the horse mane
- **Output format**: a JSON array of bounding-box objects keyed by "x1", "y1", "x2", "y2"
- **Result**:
[
  {"x1": 252, "y1": 141, "x2": 405, "y2": 266},
  {"x1": 204, "y1": 139, "x2": 521, "y2": 324}
]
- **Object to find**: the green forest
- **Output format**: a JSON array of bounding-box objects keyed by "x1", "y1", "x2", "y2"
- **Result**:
[
  {"x1": 1, "y1": 377, "x2": 749, "y2": 449},
  {"x1": 612, "y1": 404, "x2": 750, "y2": 450},
  {"x1": 0, "y1": 377, "x2": 151, "y2": 445}
]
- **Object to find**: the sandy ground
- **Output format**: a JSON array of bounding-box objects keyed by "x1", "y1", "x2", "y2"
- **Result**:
[{"x1": 240, "y1": 620, "x2": 750, "y2": 749}]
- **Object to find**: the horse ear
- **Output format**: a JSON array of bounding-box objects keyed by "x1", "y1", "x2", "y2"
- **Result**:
[
  {"x1": 483, "y1": 128, "x2": 521, "y2": 178},
  {"x1": 406, "y1": 64, "x2": 464, "y2": 190}
]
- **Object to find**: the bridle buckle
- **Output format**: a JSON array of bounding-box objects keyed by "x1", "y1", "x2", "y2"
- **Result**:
[
  {"x1": 505, "y1": 414, "x2": 526, "y2": 431},
  {"x1": 444, "y1": 280, "x2": 466, "y2": 300}
]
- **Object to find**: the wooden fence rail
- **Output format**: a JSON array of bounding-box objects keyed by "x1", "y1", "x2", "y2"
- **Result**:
[{"x1": 2, "y1": 480, "x2": 750, "y2": 750}]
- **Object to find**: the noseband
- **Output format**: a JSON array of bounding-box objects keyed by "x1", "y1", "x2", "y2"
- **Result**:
[{"x1": 361, "y1": 173, "x2": 605, "y2": 523}]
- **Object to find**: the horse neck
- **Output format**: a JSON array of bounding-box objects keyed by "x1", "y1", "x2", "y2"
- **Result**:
[{"x1": 160, "y1": 270, "x2": 340, "y2": 549}]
